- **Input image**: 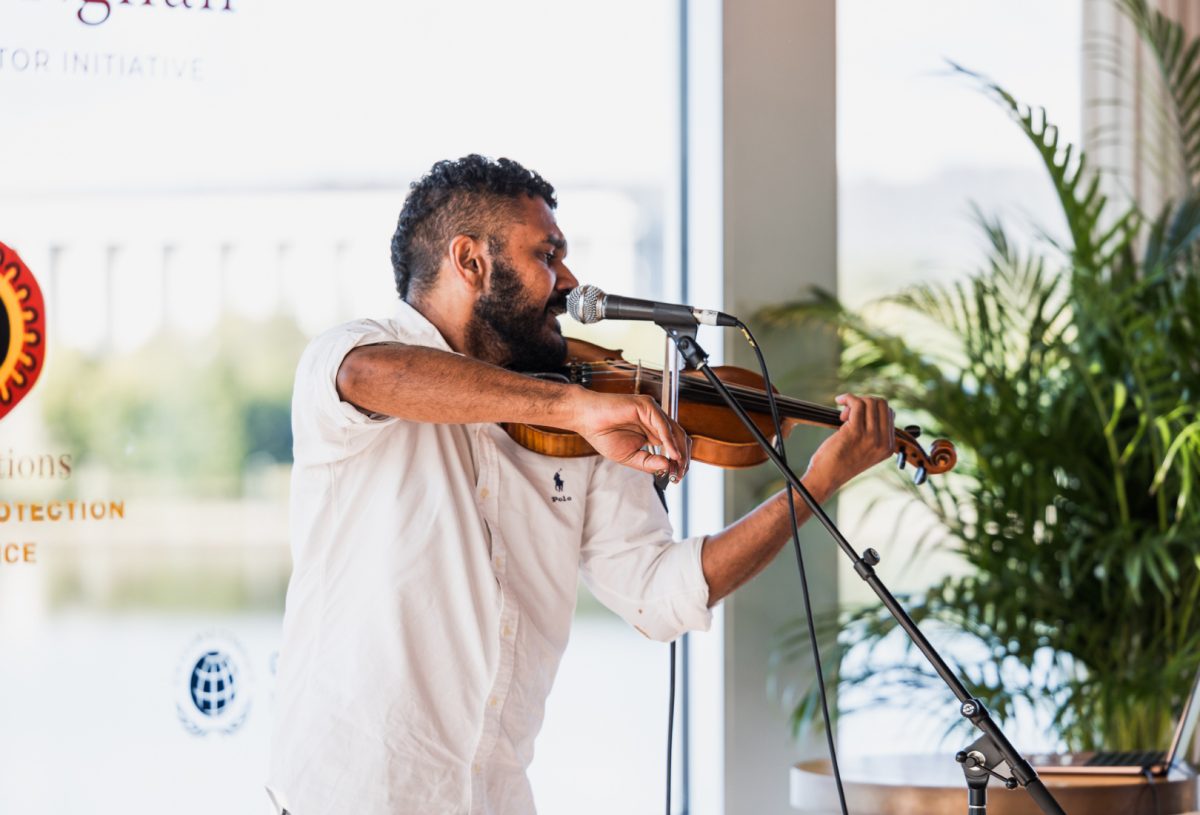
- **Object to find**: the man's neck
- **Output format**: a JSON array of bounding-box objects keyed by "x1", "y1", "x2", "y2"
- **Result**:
[
  {"x1": 405, "y1": 295, "x2": 511, "y2": 368},
  {"x1": 405, "y1": 295, "x2": 469, "y2": 355}
]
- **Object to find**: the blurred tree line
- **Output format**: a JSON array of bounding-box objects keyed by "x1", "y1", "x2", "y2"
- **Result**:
[{"x1": 44, "y1": 314, "x2": 307, "y2": 497}]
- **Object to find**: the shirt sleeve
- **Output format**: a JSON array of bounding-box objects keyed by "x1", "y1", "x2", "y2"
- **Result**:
[
  {"x1": 291, "y1": 319, "x2": 405, "y2": 465},
  {"x1": 578, "y1": 460, "x2": 712, "y2": 642}
]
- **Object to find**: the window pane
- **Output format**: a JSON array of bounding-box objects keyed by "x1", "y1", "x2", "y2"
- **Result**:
[
  {"x1": 0, "y1": 2, "x2": 680, "y2": 812},
  {"x1": 836, "y1": 0, "x2": 1081, "y2": 753}
]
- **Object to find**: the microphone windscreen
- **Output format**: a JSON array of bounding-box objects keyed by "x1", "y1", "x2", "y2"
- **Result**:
[{"x1": 567, "y1": 284, "x2": 605, "y2": 324}]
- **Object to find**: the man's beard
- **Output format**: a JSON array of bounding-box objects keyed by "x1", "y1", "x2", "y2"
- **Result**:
[{"x1": 466, "y1": 254, "x2": 568, "y2": 373}]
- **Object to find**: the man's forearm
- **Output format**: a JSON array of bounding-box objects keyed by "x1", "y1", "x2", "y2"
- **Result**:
[
  {"x1": 337, "y1": 341, "x2": 689, "y2": 479},
  {"x1": 336, "y1": 342, "x2": 579, "y2": 428},
  {"x1": 700, "y1": 471, "x2": 838, "y2": 607},
  {"x1": 697, "y1": 393, "x2": 895, "y2": 606}
]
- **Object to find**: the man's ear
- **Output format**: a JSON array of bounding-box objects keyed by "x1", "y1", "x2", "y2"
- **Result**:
[{"x1": 447, "y1": 234, "x2": 489, "y2": 293}]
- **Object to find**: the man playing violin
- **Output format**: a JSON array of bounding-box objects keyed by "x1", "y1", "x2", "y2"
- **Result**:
[{"x1": 267, "y1": 154, "x2": 895, "y2": 815}]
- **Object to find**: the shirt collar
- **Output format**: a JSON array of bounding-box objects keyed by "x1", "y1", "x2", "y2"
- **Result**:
[{"x1": 394, "y1": 300, "x2": 457, "y2": 354}]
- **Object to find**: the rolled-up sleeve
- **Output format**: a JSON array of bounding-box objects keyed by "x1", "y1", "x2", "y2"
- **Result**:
[
  {"x1": 292, "y1": 319, "x2": 406, "y2": 466},
  {"x1": 579, "y1": 461, "x2": 712, "y2": 641}
]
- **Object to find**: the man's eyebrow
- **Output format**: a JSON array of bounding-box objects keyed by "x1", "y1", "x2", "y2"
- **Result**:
[{"x1": 542, "y1": 234, "x2": 567, "y2": 252}]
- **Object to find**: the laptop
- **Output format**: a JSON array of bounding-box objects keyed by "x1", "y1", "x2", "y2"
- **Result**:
[{"x1": 1032, "y1": 669, "x2": 1200, "y2": 776}]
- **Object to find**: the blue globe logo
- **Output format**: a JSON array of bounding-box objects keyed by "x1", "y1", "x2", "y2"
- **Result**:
[{"x1": 189, "y1": 650, "x2": 238, "y2": 718}]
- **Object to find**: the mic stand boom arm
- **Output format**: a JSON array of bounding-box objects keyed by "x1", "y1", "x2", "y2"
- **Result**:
[{"x1": 663, "y1": 327, "x2": 1068, "y2": 815}]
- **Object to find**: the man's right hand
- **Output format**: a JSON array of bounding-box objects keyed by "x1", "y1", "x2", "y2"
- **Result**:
[{"x1": 570, "y1": 389, "x2": 690, "y2": 482}]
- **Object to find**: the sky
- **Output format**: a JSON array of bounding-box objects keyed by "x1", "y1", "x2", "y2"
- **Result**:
[{"x1": 839, "y1": 0, "x2": 1083, "y2": 185}]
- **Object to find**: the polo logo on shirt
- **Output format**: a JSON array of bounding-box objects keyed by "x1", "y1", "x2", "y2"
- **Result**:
[{"x1": 550, "y1": 469, "x2": 572, "y2": 503}]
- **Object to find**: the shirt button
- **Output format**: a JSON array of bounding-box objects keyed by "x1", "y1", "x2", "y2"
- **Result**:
[
  {"x1": 494, "y1": 556, "x2": 503, "y2": 568},
  {"x1": 489, "y1": 696, "x2": 498, "y2": 707},
  {"x1": 479, "y1": 487, "x2": 490, "y2": 499},
  {"x1": 502, "y1": 625, "x2": 512, "y2": 638},
  {"x1": 472, "y1": 762, "x2": 481, "y2": 774}
]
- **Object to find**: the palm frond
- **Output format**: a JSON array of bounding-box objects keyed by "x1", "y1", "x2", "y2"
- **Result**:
[
  {"x1": 1117, "y1": 0, "x2": 1200, "y2": 188},
  {"x1": 949, "y1": 61, "x2": 1141, "y2": 275}
]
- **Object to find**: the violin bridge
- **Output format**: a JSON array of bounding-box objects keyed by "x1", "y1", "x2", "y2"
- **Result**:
[{"x1": 635, "y1": 360, "x2": 643, "y2": 395}]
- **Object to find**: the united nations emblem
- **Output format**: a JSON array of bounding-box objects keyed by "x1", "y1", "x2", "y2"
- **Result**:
[
  {"x1": 0, "y1": 242, "x2": 46, "y2": 421},
  {"x1": 174, "y1": 631, "x2": 254, "y2": 737}
]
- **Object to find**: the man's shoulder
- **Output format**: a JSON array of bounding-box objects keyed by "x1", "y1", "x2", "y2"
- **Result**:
[
  {"x1": 289, "y1": 317, "x2": 413, "y2": 440},
  {"x1": 297, "y1": 315, "x2": 426, "y2": 372},
  {"x1": 291, "y1": 317, "x2": 403, "y2": 402},
  {"x1": 303, "y1": 304, "x2": 449, "y2": 361},
  {"x1": 308, "y1": 316, "x2": 405, "y2": 350}
]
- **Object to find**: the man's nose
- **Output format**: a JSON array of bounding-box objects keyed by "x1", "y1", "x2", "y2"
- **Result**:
[{"x1": 557, "y1": 263, "x2": 579, "y2": 291}]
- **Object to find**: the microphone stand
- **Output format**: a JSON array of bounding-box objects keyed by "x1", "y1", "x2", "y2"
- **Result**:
[
  {"x1": 659, "y1": 324, "x2": 1068, "y2": 815},
  {"x1": 657, "y1": 331, "x2": 684, "y2": 487},
  {"x1": 657, "y1": 332, "x2": 684, "y2": 815}
]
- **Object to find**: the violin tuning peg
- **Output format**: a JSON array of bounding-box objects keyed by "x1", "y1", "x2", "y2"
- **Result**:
[
  {"x1": 895, "y1": 451, "x2": 907, "y2": 470},
  {"x1": 905, "y1": 425, "x2": 922, "y2": 439},
  {"x1": 913, "y1": 466, "x2": 927, "y2": 486}
]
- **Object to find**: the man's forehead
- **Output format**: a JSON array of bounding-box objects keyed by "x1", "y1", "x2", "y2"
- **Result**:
[{"x1": 510, "y1": 196, "x2": 565, "y2": 245}]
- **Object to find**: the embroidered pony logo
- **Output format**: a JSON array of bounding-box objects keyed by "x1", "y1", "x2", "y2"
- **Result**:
[{"x1": 551, "y1": 469, "x2": 572, "y2": 503}]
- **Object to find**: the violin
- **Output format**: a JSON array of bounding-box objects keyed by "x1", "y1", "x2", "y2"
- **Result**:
[{"x1": 503, "y1": 338, "x2": 957, "y2": 484}]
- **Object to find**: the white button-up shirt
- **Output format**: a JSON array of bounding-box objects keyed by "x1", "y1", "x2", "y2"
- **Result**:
[{"x1": 267, "y1": 302, "x2": 711, "y2": 815}]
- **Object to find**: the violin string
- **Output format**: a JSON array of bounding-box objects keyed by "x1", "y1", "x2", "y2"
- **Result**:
[
  {"x1": 572, "y1": 363, "x2": 799, "y2": 408},
  {"x1": 579, "y1": 370, "x2": 787, "y2": 413},
  {"x1": 587, "y1": 372, "x2": 837, "y2": 423},
  {"x1": 575, "y1": 363, "x2": 843, "y2": 424},
  {"x1": 570, "y1": 362, "x2": 921, "y2": 455}
]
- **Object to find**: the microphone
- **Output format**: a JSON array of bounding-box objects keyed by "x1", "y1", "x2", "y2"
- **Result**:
[{"x1": 566, "y1": 284, "x2": 737, "y2": 327}]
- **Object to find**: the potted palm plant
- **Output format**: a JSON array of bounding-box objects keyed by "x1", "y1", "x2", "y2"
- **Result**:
[{"x1": 772, "y1": 0, "x2": 1200, "y2": 751}]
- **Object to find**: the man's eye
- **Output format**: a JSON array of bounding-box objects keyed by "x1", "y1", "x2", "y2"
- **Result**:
[{"x1": 543, "y1": 252, "x2": 556, "y2": 264}]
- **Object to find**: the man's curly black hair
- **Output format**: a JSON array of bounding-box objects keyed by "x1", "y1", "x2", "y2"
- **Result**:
[{"x1": 390, "y1": 154, "x2": 557, "y2": 301}]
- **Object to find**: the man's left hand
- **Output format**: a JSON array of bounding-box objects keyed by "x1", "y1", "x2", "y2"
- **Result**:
[{"x1": 803, "y1": 393, "x2": 895, "y2": 496}]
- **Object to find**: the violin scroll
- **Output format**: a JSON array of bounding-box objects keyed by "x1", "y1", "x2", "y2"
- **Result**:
[{"x1": 894, "y1": 427, "x2": 957, "y2": 485}]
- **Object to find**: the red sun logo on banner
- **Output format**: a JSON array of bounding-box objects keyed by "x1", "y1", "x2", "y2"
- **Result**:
[{"x1": 0, "y1": 242, "x2": 47, "y2": 421}]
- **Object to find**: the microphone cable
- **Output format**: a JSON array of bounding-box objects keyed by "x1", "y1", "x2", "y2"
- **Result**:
[
  {"x1": 652, "y1": 478, "x2": 681, "y2": 815},
  {"x1": 1140, "y1": 766, "x2": 1162, "y2": 815},
  {"x1": 666, "y1": 638, "x2": 677, "y2": 815},
  {"x1": 734, "y1": 318, "x2": 850, "y2": 815}
]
